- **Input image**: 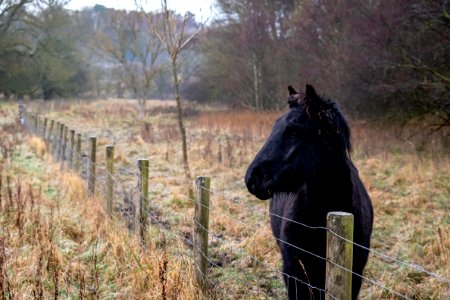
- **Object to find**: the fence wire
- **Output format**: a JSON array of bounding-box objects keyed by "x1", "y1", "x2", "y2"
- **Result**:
[
  {"x1": 24, "y1": 112, "x2": 450, "y2": 299},
  {"x1": 198, "y1": 185, "x2": 450, "y2": 284}
]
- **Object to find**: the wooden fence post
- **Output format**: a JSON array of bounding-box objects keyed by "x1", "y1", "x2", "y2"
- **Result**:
[
  {"x1": 28, "y1": 114, "x2": 33, "y2": 132},
  {"x1": 87, "y1": 136, "x2": 96, "y2": 196},
  {"x1": 69, "y1": 130, "x2": 75, "y2": 169},
  {"x1": 193, "y1": 176, "x2": 211, "y2": 290},
  {"x1": 57, "y1": 123, "x2": 64, "y2": 160},
  {"x1": 33, "y1": 115, "x2": 38, "y2": 134},
  {"x1": 18, "y1": 101, "x2": 25, "y2": 125},
  {"x1": 60, "y1": 126, "x2": 68, "y2": 171},
  {"x1": 42, "y1": 117, "x2": 48, "y2": 139},
  {"x1": 29, "y1": 114, "x2": 33, "y2": 132},
  {"x1": 106, "y1": 145, "x2": 114, "y2": 217},
  {"x1": 138, "y1": 158, "x2": 149, "y2": 246},
  {"x1": 53, "y1": 122, "x2": 60, "y2": 156},
  {"x1": 38, "y1": 116, "x2": 42, "y2": 136},
  {"x1": 326, "y1": 212, "x2": 354, "y2": 300},
  {"x1": 75, "y1": 133, "x2": 81, "y2": 173},
  {"x1": 47, "y1": 119, "x2": 54, "y2": 144}
]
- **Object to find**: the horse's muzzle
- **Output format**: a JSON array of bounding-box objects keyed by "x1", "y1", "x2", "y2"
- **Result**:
[{"x1": 245, "y1": 165, "x2": 271, "y2": 200}]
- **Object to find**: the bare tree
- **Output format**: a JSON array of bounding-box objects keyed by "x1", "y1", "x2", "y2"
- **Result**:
[
  {"x1": 149, "y1": 0, "x2": 203, "y2": 179},
  {"x1": 95, "y1": 9, "x2": 163, "y2": 116},
  {"x1": 0, "y1": 0, "x2": 31, "y2": 33},
  {"x1": 0, "y1": 0, "x2": 32, "y2": 75}
]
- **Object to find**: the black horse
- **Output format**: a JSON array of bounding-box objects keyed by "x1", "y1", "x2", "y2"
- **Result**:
[{"x1": 245, "y1": 85, "x2": 373, "y2": 299}]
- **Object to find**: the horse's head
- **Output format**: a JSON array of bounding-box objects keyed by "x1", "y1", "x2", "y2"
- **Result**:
[{"x1": 245, "y1": 84, "x2": 351, "y2": 200}]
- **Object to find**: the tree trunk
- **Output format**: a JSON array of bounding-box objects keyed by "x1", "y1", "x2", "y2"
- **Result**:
[
  {"x1": 252, "y1": 59, "x2": 262, "y2": 110},
  {"x1": 171, "y1": 59, "x2": 191, "y2": 179},
  {"x1": 138, "y1": 98, "x2": 146, "y2": 118}
]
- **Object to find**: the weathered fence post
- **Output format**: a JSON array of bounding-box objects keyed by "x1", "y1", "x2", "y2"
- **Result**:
[
  {"x1": 53, "y1": 122, "x2": 60, "y2": 156},
  {"x1": 105, "y1": 145, "x2": 114, "y2": 217},
  {"x1": 138, "y1": 158, "x2": 149, "y2": 246},
  {"x1": 33, "y1": 115, "x2": 38, "y2": 134},
  {"x1": 60, "y1": 126, "x2": 68, "y2": 171},
  {"x1": 326, "y1": 212, "x2": 354, "y2": 300},
  {"x1": 193, "y1": 176, "x2": 211, "y2": 290},
  {"x1": 57, "y1": 123, "x2": 64, "y2": 160},
  {"x1": 42, "y1": 117, "x2": 48, "y2": 139},
  {"x1": 87, "y1": 136, "x2": 96, "y2": 196},
  {"x1": 39, "y1": 117, "x2": 44, "y2": 137},
  {"x1": 75, "y1": 133, "x2": 81, "y2": 174},
  {"x1": 18, "y1": 100, "x2": 25, "y2": 125},
  {"x1": 38, "y1": 116, "x2": 42, "y2": 136},
  {"x1": 47, "y1": 119, "x2": 54, "y2": 144},
  {"x1": 28, "y1": 114, "x2": 32, "y2": 132},
  {"x1": 69, "y1": 130, "x2": 75, "y2": 169},
  {"x1": 28, "y1": 114, "x2": 33, "y2": 132}
]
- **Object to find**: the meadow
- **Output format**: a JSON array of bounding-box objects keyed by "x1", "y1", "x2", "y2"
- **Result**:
[{"x1": 0, "y1": 99, "x2": 449, "y2": 299}]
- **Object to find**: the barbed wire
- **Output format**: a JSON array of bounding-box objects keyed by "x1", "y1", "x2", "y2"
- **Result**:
[
  {"x1": 198, "y1": 185, "x2": 450, "y2": 285},
  {"x1": 52, "y1": 143, "x2": 445, "y2": 299},
  {"x1": 180, "y1": 193, "x2": 410, "y2": 298},
  {"x1": 190, "y1": 207, "x2": 335, "y2": 299},
  {"x1": 108, "y1": 178, "x2": 274, "y2": 297},
  {"x1": 149, "y1": 174, "x2": 447, "y2": 298},
  {"x1": 150, "y1": 191, "x2": 410, "y2": 299},
  {"x1": 118, "y1": 192, "x2": 230, "y2": 295},
  {"x1": 23, "y1": 114, "x2": 450, "y2": 299},
  {"x1": 138, "y1": 194, "x2": 281, "y2": 298}
]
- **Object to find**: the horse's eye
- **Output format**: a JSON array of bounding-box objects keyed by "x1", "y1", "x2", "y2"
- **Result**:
[{"x1": 284, "y1": 128, "x2": 299, "y2": 138}]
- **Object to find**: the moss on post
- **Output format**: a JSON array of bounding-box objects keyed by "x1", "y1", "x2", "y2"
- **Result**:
[
  {"x1": 57, "y1": 123, "x2": 64, "y2": 160},
  {"x1": 106, "y1": 145, "x2": 114, "y2": 217},
  {"x1": 193, "y1": 176, "x2": 211, "y2": 290},
  {"x1": 60, "y1": 126, "x2": 68, "y2": 171},
  {"x1": 47, "y1": 119, "x2": 54, "y2": 145},
  {"x1": 138, "y1": 159, "x2": 149, "y2": 246},
  {"x1": 69, "y1": 130, "x2": 75, "y2": 169},
  {"x1": 75, "y1": 133, "x2": 82, "y2": 173},
  {"x1": 43, "y1": 117, "x2": 48, "y2": 139},
  {"x1": 87, "y1": 136, "x2": 96, "y2": 196},
  {"x1": 326, "y1": 211, "x2": 354, "y2": 300}
]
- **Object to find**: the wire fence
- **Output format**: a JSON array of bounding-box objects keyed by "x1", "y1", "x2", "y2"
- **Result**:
[{"x1": 21, "y1": 109, "x2": 450, "y2": 299}]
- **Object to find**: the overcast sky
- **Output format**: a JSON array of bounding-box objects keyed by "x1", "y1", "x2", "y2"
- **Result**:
[{"x1": 65, "y1": 0, "x2": 216, "y2": 22}]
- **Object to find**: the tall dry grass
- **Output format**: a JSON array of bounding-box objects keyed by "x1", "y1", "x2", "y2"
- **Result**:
[
  {"x1": 21, "y1": 99, "x2": 450, "y2": 299},
  {"x1": 0, "y1": 105, "x2": 206, "y2": 299}
]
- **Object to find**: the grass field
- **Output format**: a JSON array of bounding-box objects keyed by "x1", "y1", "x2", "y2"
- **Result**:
[{"x1": 1, "y1": 99, "x2": 449, "y2": 299}]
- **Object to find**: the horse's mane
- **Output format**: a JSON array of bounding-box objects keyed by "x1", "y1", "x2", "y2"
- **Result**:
[{"x1": 286, "y1": 85, "x2": 352, "y2": 153}]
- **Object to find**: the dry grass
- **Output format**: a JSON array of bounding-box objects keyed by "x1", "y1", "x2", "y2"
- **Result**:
[
  {"x1": 0, "y1": 109, "x2": 205, "y2": 299},
  {"x1": 6, "y1": 99, "x2": 450, "y2": 298},
  {"x1": 29, "y1": 136, "x2": 47, "y2": 158}
]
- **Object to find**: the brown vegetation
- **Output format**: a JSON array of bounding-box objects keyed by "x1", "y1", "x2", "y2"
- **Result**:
[{"x1": 3, "y1": 99, "x2": 450, "y2": 298}]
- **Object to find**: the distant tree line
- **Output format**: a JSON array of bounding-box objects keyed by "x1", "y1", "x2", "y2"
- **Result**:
[
  {"x1": 0, "y1": 1, "x2": 198, "y2": 102},
  {"x1": 185, "y1": 0, "x2": 449, "y2": 129},
  {"x1": 0, "y1": 1, "x2": 90, "y2": 100},
  {"x1": 0, "y1": 0, "x2": 448, "y2": 128}
]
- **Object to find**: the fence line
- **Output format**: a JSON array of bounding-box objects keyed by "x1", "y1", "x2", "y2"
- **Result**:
[
  {"x1": 198, "y1": 185, "x2": 450, "y2": 285},
  {"x1": 36, "y1": 120, "x2": 450, "y2": 291},
  {"x1": 172, "y1": 193, "x2": 412, "y2": 299},
  {"x1": 58, "y1": 135, "x2": 335, "y2": 297},
  {"x1": 24, "y1": 112, "x2": 449, "y2": 299},
  {"x1": 56, "y1": 144, "x2": 233, "y2": 293},
  {"x1": 108, "y1": 176, "x2": 415, "y2": 299}
]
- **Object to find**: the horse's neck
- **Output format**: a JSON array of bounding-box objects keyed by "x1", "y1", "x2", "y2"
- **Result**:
[{"x1": 305, "y1": 159, "x2": 354, "y2": 212}]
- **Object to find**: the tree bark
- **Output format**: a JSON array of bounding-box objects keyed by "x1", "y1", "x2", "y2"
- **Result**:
[
  {"x1": 138, "y1": 98, "x2": 146, "y2": 118},
  {"x1": 171, "y1": 59, "x2": 191, "y2": 179}
]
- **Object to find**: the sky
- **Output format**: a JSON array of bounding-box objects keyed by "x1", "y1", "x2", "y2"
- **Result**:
[{"x1": 65, "y1": 0, "x2": 216, "y2": 22}]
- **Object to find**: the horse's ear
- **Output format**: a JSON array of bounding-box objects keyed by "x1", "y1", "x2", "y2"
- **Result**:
[
  {"x1": 304, "y1": 84, "x2": 322, "y2": 117},
  {"x1": 288, "y1": 85, "x2": 298, "y2": 95},
  {"x1": 287, "y1": 85, "x2": 300, "y2": 108},
  {"x1": 305, "y1": 84, "x2": 318, "y2": 100}
]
